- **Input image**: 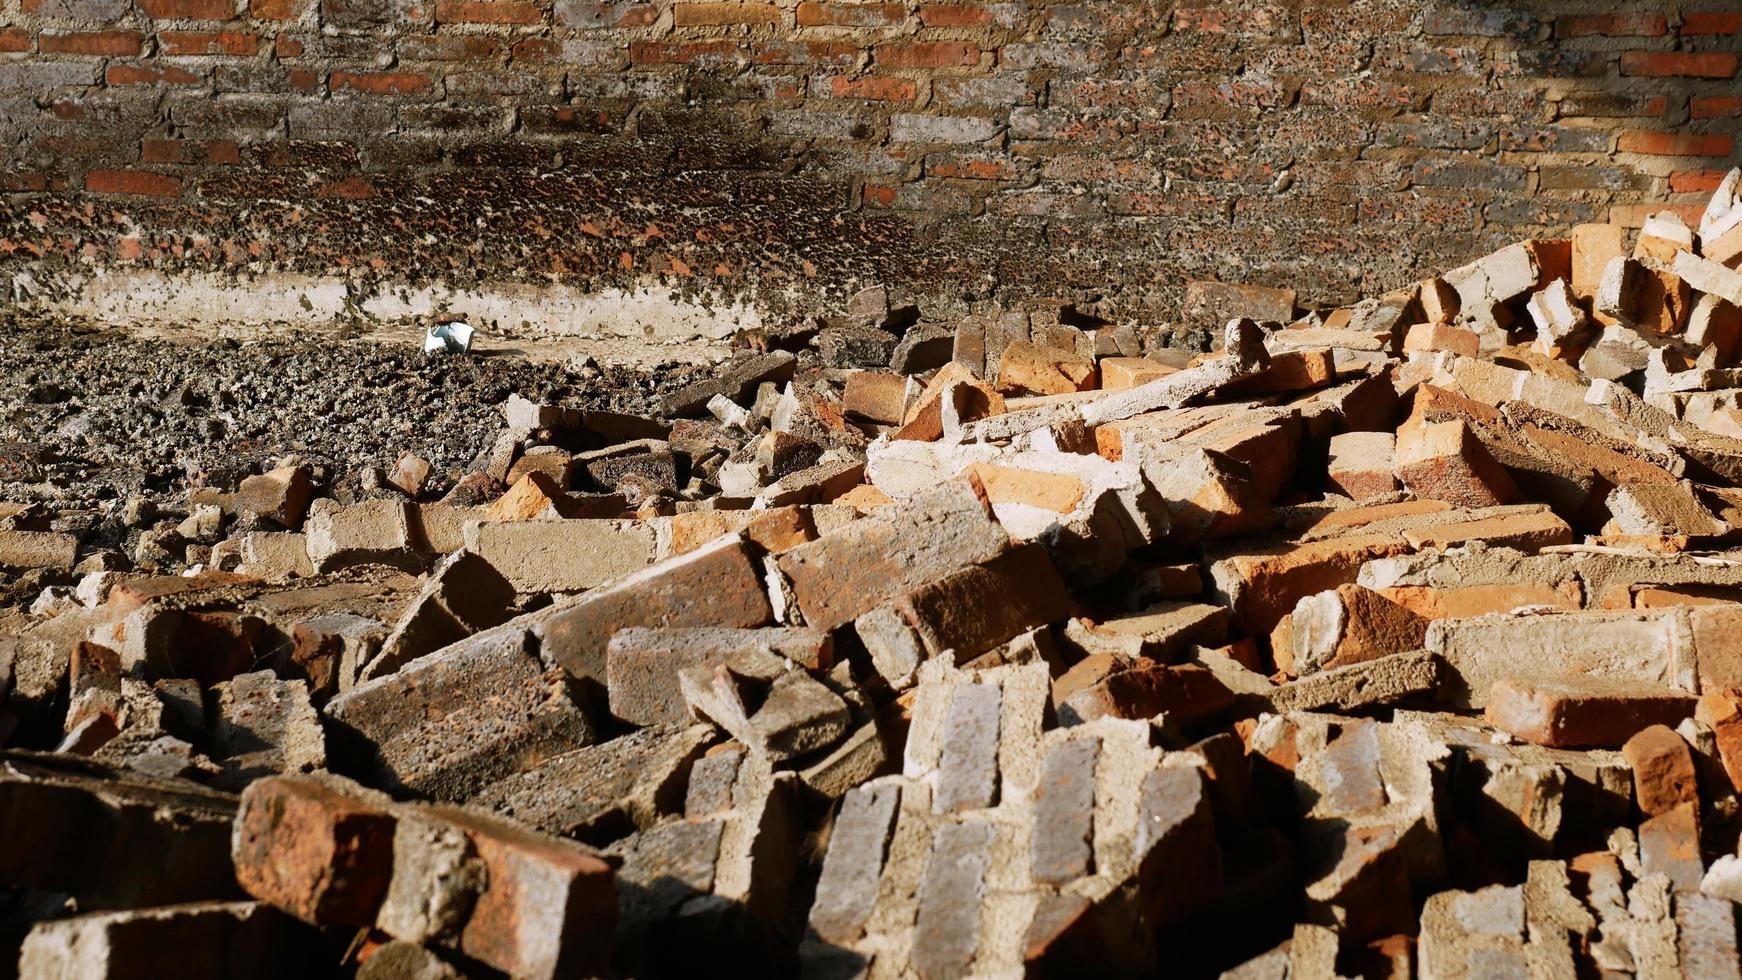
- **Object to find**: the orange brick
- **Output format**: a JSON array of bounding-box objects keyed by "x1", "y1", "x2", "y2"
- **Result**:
[
  {"x1": 0, "y1": 28, "x2": 25, "y2": 52},
  {"x1": 1619, "y1": 129, "x2": 1735, "y2": 157},
  {"x1": 995, "y1": 340, "x2": 1098, "y2": 396},
  {"x1": 1400, "y1": 509, "x2": 1574, "y2": 552},
  {"x1": 86, "y1": 169, "x2": 182, "y2": 197},
  {"x1": 833, "y1": 484, "x2": 893, "y2": 510},
  {"x1": 840, "y1": 371, "x2": 907, "y2": 424},
  {"x1": 39, "y1": 30, "x2": 143, "y2": 55},
  {"x1": 1220, "y1": 349, "x2": 1337, "y2": 396},
  {"x1": 672, "y1": 1, "x2": 780, "y2": 24},
  {"x1": 1619, "y1": 50, "x2": 1738, "y2": 78},
  {"x1": 894, "y1": 361, "x2": 1004, "y2": 441},
  {"x1": 1394, "y1": 417, "x2": 1517, "y2": 509},
  {"x1": 962, "y1": 463, "x2": 1086, "y2": 514},
  {"x1": 158, "y1": 30, "x2": 257, "y2": 54},
  {"x1": 1326, "y1": 431, "x2": 1398, "y2": 501},
  {"x1": 1401, "y1": 321, "x2": 1479, "y2": 357},
  {"x1": 1209, "y1": 534, "x2": 1413, "y2": 635},
  {"x1": 434, "y1": 0, "x2": 540, "y2": 23},
  {"x1": 1376, "y1": 581, "x2": 1581, "y2": 620},
  {"x1": 1099, "y1": 357, "x2": 1177, "y2": 390}
]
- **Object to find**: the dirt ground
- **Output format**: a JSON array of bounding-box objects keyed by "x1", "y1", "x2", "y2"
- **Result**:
[{"x1": 0, "y1": 313, "x2": 713, "y2": 598}]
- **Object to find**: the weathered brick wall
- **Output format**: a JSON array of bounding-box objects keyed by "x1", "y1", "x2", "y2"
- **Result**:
[{"x1": 2, "y1": 0, "x2": 1740, "y2": 337}]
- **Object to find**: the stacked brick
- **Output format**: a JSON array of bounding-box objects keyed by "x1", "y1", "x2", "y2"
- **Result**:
[
  {"x1": 22, "y1": 175, "x2": 1742, "y2": 973},
  {"x1": 0, "y1": 1, "x2": 1740, "y2": 327}
]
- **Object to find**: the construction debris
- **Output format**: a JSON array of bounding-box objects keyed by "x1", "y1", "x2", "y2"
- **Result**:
[{"x1": 12, "y1": 176, "x2": 1742, "y2": 975}]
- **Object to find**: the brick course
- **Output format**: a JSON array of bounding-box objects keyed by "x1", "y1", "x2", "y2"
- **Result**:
[{"x1": 0, "y1": 0, "x2": 1738, "y2": 334}]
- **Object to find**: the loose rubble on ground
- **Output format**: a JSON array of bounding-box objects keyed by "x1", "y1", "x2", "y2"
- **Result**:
[{"x1": 8, "y1": 173, "x2": 1742, "y2": 978}]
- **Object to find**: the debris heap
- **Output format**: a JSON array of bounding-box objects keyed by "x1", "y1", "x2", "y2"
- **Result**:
[{"x1": 8, "y1": 174, "x2": 1742, "y2": 977}]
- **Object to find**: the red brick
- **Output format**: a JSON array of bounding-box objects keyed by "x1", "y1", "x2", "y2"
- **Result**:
[
  {"x1": 1558, "y1": 13, "x2": 1667, "y2": 36},
  {"x1": 748, "y1": 39, "x2": 857, "y2": 65},
  {"x1": 399, "y1": 34, "x2": 498, "y2": 59},
  {"x1": 539, "y1": 534, "x2": 775, "y2": 683},
  {"x1": 1693, "y1": 95, "x2": 1742, "y2": 119},
  {"x1": 158, "y1": 30, "x2": 257, "y2": 54},
  {"x1": 250, "y1": 0, "x2": 305, "y2": 17},
  {"x1": 509, "y1": 36, "x2": 557, "y2": 60},
  {"x1": 928, "y1": 154, "x2": 1017, "y2": 179},
  {"x1": 175, "y1": 139, "x2": 244, "y2": 168},
  {"x1": 315, "y1": 175, "x2": 374, "y2": 199},
  {"x1": 107, "y1": 64, "x2": 203, "y2": 85},
  {"x1": 1622, "y1": 725, "x2": 1699, "y2": 816},
  {"x1": 628, "y1": 39, "x2": 739, "y2": 64},
  {"x1": 1619, "y1": 130, "x2": 1735, "y2": 157},
  {"x1": 797, "y1": 1, "x2": 904, "y2": 27},
  {"x1": 672, "y1": 1, "x2": 779, "y2": 24},
  {"x1": 274, "y1": 34, "x2": 303, "y2": 57},
  {"x1": 1697, "y1": 691, "x2": 1742, "y2": 792},
  {"x1": 331, "y1": 70, "x2": 432, "y2": 95},
  {"x1": 138, "y1": 0, "x2": 237, "y2": 17},
  {"x1": 918, "y1": 3, "x2": 988, "y2": 26},
  {"x1": 1683, "y1": 11, "x2": 1742, "y2": 35},
  {"x1": 39, "y1": 30, "x2": 143, "y2": 55},
  {"x1": 0, "y1": 29, "x2": 25, "y2": 52},
  {"x1": 1485, "y1": 676, "x2": 1695, "y2": 748},
  {"x1": 829, "y1": 75, "x2": 916, "y2": 101},
  {"x1": 232, "y1": 777, "x2": 395, "y2": 926},
  {"x1": 1671, "y1": 169, "x2": 1731, "y2": 193},
  {"x1": 85, "y1": 169, "x2": 182, "y2": 197},
  {"x1": 440, "y1": 806, "x2": 617, "y2": 978},
  {"x1": 434, "y1": 0, "x2": 541, "y2": 23},
  {"x1": 1619, "y1": 50, "x2": 1738, "y2": 78},
  {"x1": 874, "y1": 41, "x2": 980, "y2": 68},
  {"x1": 140, "y1": 139, "x2": 187, "y2": 164}
]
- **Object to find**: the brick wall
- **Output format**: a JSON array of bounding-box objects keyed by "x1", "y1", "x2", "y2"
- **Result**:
[{"x1": 1, "y1": 0, "x2": 1740, "y2": 338}]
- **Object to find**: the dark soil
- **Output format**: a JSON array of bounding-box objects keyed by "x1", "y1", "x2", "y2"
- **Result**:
[{"x1": 0, "y1": 315, "x2": 710, "y2": 586}]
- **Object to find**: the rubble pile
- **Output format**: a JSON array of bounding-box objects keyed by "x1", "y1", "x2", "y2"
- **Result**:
[{"x1": 8, "y1": 175, "x2": 1742, "y2": 977}]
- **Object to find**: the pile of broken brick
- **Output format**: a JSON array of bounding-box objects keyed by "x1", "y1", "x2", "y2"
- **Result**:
[{"x1": 10, "y1": 174, "x2": 1742, "y2": 979}]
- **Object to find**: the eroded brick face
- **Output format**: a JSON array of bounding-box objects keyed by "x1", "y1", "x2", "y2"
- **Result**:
[{"x1": 0, "y1": 0, "x2": 1738, "y2": 329}]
